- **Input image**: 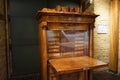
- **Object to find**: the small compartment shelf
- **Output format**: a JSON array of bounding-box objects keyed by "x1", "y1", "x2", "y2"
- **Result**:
[{"x1": 47, "y1": 30, "x2": 89, "y2": 58}]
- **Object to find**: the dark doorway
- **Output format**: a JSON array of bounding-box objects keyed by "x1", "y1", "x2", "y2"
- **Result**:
[{"x1": 9, "y1": 0, "x2": 47, "y2": 75}]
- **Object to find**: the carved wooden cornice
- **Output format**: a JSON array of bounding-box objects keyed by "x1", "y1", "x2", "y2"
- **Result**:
[
  {"x1": 36, "y1": 5, "x2": 98, "y2": 20},
  {"x1": 36, "y1": 6, "x2": 99, "y2": 26}
]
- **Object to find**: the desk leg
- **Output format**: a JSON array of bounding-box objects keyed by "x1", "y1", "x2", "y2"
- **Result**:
[
  {"x1": 88, "y1": 69, "x2": 93, "y2": 80},
  {"x1": 79, "y1": 71, "x2": 84, "y2": 80},
  {"x1": 84, "y1": 70, "x2": 89, "y2": 80},
  {"x1": 79, "y1": 70, "x2": 88, "y2": 80},
  {"x1": 79, "y1": 70, "x2": 93, "y2": 80}
]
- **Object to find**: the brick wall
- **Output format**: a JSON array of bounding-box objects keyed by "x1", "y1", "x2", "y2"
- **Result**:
[
  {"x1": 94, "y1": 0, "x2": 120, "y2": 73},
  {"x1": 94, "y1": 0, "x2": 110, "y2": 69}
]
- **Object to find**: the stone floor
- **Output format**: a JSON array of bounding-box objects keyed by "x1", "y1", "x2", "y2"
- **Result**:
[
  {"x1": 93, "y1": 70, "x2": 120, "y2": 80},
  {"x1": 11, "y1": 70, "x2": 120, "y2": 80}
]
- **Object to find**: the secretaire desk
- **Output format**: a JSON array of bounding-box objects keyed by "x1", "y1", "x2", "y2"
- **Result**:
[
  {"x1": 36, "y1": 6, "x2": 107, "y2": 80},
  {"x1": 49, "y1": 56, "x2": 107, "y2": 80}
]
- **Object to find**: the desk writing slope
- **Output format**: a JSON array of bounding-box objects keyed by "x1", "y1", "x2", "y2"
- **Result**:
[{"x1": 49, "y1": 56, "x2": 107, "y2": 75}]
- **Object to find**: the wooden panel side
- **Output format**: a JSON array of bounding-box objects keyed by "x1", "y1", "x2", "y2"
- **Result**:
[{"x1": 109, "y1": 0, "x2": 119, "y2": 72}]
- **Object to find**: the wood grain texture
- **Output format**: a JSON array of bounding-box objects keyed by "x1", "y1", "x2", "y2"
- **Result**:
[
  {"x1": 38, "y1": 21, "x2": 48, "y2": 80},
  {"x1": 0, "y1": 0, "x2": 7, "y2": 79},
  {"x1": 109, "y1": 0, "x2": 119, "y2": 72},
  {"x1": 49, "y1": 56, "x2": 107, "y2": 75}
]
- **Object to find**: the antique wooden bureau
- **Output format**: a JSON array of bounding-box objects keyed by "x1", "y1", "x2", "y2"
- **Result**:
[{"x1": 36, "y1": 6, "x2": 107, "y2": 80}]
